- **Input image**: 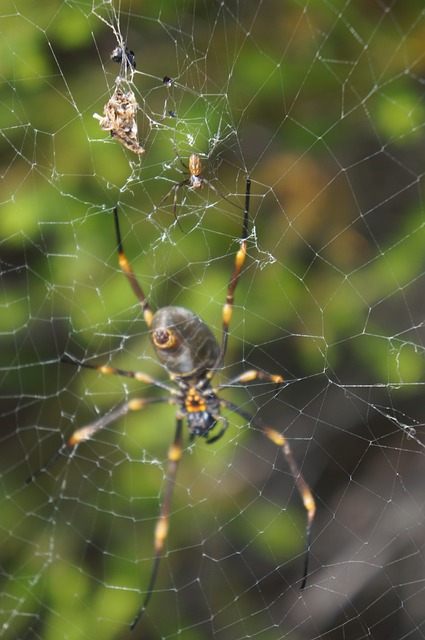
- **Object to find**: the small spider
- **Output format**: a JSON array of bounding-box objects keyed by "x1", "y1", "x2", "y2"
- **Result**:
[
  {"x1": 157, "y1": 152, "x2": 242, "y2": 228},
  {"x1": 27, "y1": 183, "x2": 315, "y2": 630},
  {"x1": 93, "y1": 86, "x2": 145, "y2": 156}
]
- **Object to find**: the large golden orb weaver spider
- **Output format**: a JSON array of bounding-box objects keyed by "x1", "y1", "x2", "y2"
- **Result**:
[
  {"x1": 157, "y1": 152, "x2": 242, "y2": 228},
  {"x1": 27, "y1": 180, "x2": 315, "y2": 630}
]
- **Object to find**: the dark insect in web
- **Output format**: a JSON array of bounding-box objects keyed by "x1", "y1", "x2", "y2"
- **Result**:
[{"x1": 111, "y1": 45, "x2": 136, "y2": 70}]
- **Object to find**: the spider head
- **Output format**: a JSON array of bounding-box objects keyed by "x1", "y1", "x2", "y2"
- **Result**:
[{"x1": 189, "y1": 174, "x2": 203, "y2": 189}]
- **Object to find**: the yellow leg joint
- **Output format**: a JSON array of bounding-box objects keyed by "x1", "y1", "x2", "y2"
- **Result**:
[
  {"x1": 265, "y1": 427, "x2": 286, "y2": 447},
  {"x1": 304, "y1": 493, "x2": 316, "y2": 517},
  {"x1": 270, "y1": 374, "x2": 284, "y2": 384},
  {"x1": 144, "y1": 308, "x2": 154, "y2": 327},
  {"x1": 168, "y1": 443, "x2": 182, "y2": 462},
  {"x1": 222, "y1": 303, "x2": 232, "y2": 326},
  {"x1": 128, "y1": 398, "x2": 145, "y2": 411},
  {"x1": 235, "y1": 245, "x2": 246, "y2": 268},
  {"x1": 155, "y1": 517, "x2": 169, "y2": 552},
  {"x1": 98, "y1": 365, "x2": 113, "y2": 375},
  {"x1": 119, "y1": 253, "x2": 130, "y2": 273}
]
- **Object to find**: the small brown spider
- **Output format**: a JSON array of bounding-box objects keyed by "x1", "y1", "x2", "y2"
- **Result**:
[
  {"x1": 93, "y1": 86, "x2": 144, "y2": 156},
  {"x1": 157, "y1": 152, "x2": 241, "y2": 227}
]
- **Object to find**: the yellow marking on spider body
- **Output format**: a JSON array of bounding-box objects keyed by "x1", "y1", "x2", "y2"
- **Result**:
[
  {"x1": 188, "y1": 153, "x2": 203, "y2": 178},
  {"x1": 185, "y1": 388, "x2": 207, "y2": 413}
]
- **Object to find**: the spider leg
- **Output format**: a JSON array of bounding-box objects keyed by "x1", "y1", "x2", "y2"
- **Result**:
[
  {"x1": 156, "y1": 185, "x2": 175, "y2": 209},
  {"x1": 205, "y1": 415, "x2": 229, "y2": 444},
  {"x1": 61, "y1": 354, "x2": 178, "y2": 395},
  {"x1": 130, "y1": 417, "x2": 184, "y2": 630},
  {"x1": 26, "y1": 397, "x2": 170, "y2": 484},
  {"x1": 220, "y1": 398, "x2": 315, "y2": 590},
  {"x1": 113, "y1": 207, "x2": 153, "y2": 327},
  {"x1": 171, "y1": 182, "x2": 185, "y2": 231},
  {"x1": 156, "y1": 180, "x2": 187, "y2": 231},
  {"x1": 209, "y1": 178, "x2": 251, "y2": 376},
  {"x1": 202, "y1": 178, "x2": 243, "y2": 212},
  {"x1": 172, "y1": 146, "x2": 189, "y2": 171},
  {"x1": 216, "y1": 368, "x2": 284, "y2": 390}
]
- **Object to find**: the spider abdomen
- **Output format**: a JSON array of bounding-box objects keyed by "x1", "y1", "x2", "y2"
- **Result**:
[
  {"x1": 150, "y1": 306, "x2": 219, "y2": 378},
  {"x1": 188, "y1": 153, "x2": 203, "y2": 179}
]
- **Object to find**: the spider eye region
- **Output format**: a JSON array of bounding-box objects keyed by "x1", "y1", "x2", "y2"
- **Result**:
[{"x1": 150, "y1": 306, "x2": 220, "y2": 378}]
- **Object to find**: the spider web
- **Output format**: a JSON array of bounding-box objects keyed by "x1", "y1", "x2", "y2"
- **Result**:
[{"x1": 1, "y1": 1, "x2": 425, "y2": 639}]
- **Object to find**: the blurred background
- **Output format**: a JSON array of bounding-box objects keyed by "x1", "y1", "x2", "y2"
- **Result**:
[{"x1": 1, "y1": 1, "x2": 425, "y2": 639}]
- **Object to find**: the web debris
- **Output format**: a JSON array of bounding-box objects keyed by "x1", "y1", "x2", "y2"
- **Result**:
[
  {"x1": 93, "y1": 85, "x2": 144, "y2": 156},
  {"x1": 93, "y1": 42, "x2": 143, "y2": 155}
]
